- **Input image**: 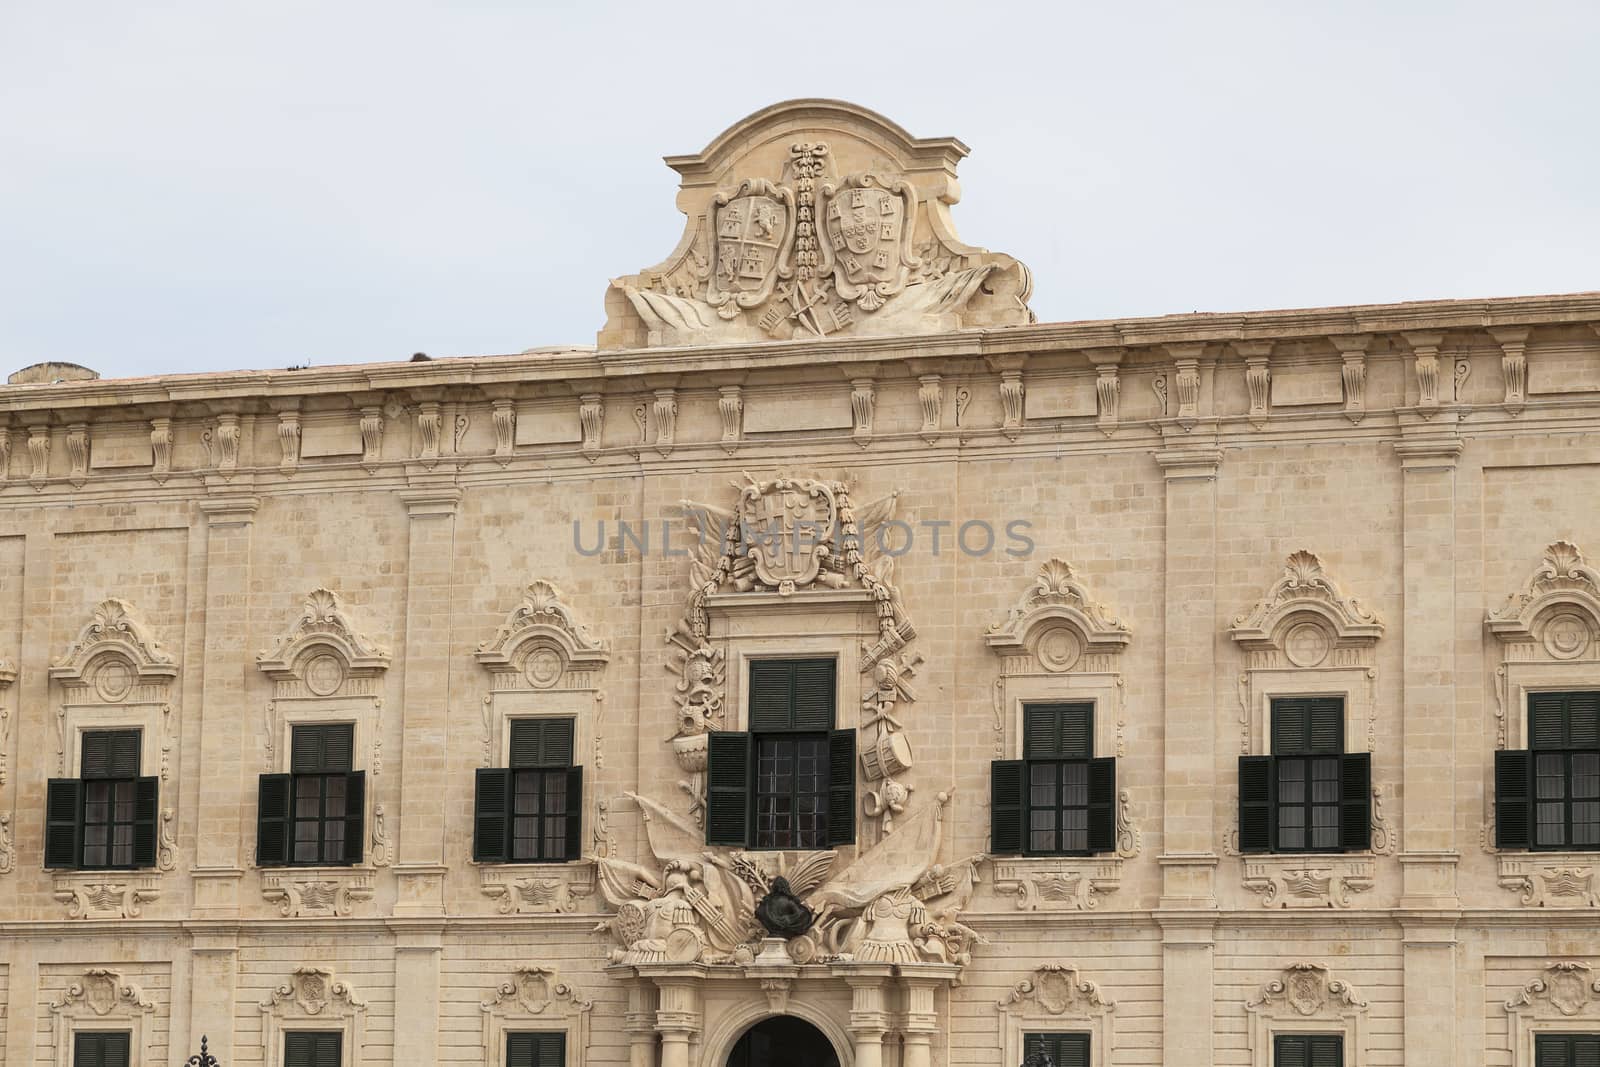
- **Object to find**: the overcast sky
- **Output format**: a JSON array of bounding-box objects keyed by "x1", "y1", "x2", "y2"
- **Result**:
[{"x1": 2, "y1": 2, "x2": 1596, "y2": 379}]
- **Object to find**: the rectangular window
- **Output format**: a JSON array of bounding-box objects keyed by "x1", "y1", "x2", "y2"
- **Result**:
[
  {"x1": 506, "y1": 1031, "x2": 566, "y2": 1067},
  {"x1": 1530, "y1": 691, "x2": 1600, "y2": 850},
  {"x1": 1238, "y1": 698, "x2": 1370, "y2": 854},
  {"x1": 81, "y1": 730, "x2": 141, "y2": 869},
  {"x1": 1023, "y1": 1032, "x2": 1090, "y2": 1067},
  {"x1": 1025, "y1": 703, "x2": 1094, "y2": 854},
  {"x1": 1536, "y1": 1032, "x2": 1600, "y2": 1067},
  {"x1": 74, "y1": 1032, "x2": 132, "y2": 1067},
  {"x1": 1273, "y1": 697, "x2": 1343, "y2": 852},
  {"x1": 1273, "y1": 1034, "x2": 1343, "y2": 1067},
  {"x1": 703, "y1": 658, "x2": 855, "y2": 850},
  {"x1": 283, "y1": 1031, "x2": 342, "y2": 1067},
  {"x1": 509, "y1": 719, "x2": 577, "y2": 862},
  {"x1": 251, "y1": 724, "x2": 364, "y2": 868},
  {"x1": 751, "y1": 658, "x2": 835, "y2": 850}
]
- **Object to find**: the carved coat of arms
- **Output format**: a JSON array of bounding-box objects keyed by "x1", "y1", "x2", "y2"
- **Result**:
[
  {"x1": 706, "y1": 180, "x2": 794, "y2": 318},
  {"x1": 820, "y1": 175, "x2": 918, "y2": 310},
  {"x1": 737, "y1": 478, "x2": 837, "y2": 591}
]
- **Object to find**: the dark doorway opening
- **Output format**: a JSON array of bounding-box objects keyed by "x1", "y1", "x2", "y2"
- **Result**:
[{"x1": 726, "y1": 1015, "x2": 841, "y2": 1067}]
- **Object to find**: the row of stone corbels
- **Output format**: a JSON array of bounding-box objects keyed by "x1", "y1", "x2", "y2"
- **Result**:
[
  {"x1": 986, "y1": 323, "x2": 1578, "y2": 439},
  {"x1": 0, "y1": 323, "x2": 1582, "y2": 488}
]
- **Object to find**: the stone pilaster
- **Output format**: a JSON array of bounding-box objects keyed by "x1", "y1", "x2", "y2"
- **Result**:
[
  {"x1": 651, "y1": 973, "x2": 703, "y2": 1067},
  {"x1": 624, "y1": 979, "x2": 657, "y2": 1067},
  {"x1": 1402, "y1": 918, "x2": 1459, "y2": 1066},
  {"x1": 1157, "y1": 915, "x2": 1217, "y2": 1067},
  {"x1": 394, "y1": 486, "x2": 461, "y2": 914},
  {"x1": 898, "y1": 966, "x2": 957, "y2": 1067},
  {"x1": 193, "y1": 497, "x2": 259, "y2": 914},
  {"x1": 1155, "y1": 445, "x2": 1223, "y2": 909},
  {"x1": 841, "y1": 965, "x2": 896, "y2": 1067},
  {"x1": 188, "y1": 933, "x2": 239, "y2": 1065},
  {"x1": 392, "y1": 927, "x2": 443, "y2": 1067},
  {"x1": 1394, "y1": 432, "x2": 1464, "y2": 908}
]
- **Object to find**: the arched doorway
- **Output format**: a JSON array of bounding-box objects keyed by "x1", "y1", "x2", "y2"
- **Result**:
[{"x1": 726, "y1": 1015, "x2": 842, "y2": 1067}]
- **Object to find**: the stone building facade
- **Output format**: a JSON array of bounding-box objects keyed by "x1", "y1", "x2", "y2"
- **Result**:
[{"x1": 0, "y1": 100, "x2": 1598, "y2": 1067}]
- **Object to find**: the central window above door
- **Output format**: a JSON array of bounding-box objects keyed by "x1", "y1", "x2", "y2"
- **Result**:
[{"x1": 706, "y1": 658, "x2": 855, "y2": 849}]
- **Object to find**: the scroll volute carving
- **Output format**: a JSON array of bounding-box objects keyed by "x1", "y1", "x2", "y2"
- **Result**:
[
  {"x1": 475, "y1": 579, "x2": 610, "y2": 686},
  {"x1": 987, "y1": 557, "x2": 1132, "y2": 672},
  {"x1": 1229, "y1": 550, "x2": 1383, "y2": 667}
]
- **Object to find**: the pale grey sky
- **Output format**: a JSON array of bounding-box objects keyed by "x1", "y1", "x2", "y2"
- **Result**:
[{"x1": 2, "y1": 1, "x2": 1596, "y2": 379}]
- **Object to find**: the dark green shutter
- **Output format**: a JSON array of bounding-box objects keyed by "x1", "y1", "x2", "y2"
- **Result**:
[
  {"x1": 1238, "y1": 755, "x2": 1275, "y2": 853},
  {"x1": 507, "y1": 1033, "x2": 565, "y2": 1067},
  {"x1": 1494, "y1": 748, "x2": 1534, "y2": 849},
  {"x1": 794, "y1": 659, "x2": 837, "y2": 730},
  {"x1": 284, "y1": 1031, "x2": 341, "y2": 1067},
  {"x1": 1571, "y1": 691, "x2": 1600, "y2": 747},
  {"x1": 132, "y1": 776, "x2": 160, "y2": 867},
  {"x1": 1272, "y1": 698, "x2": 1308, "y2": 754},
  {"x1": 256, "y1": 773, "x2": 293, "y2": 866},
  {"x1": 1309, "y1": 697, "x2": 1343, "y2": 753},
  {"x1": 1272, "y1": 696, "x2": 1344, "y2": 755},
  {"x1": 748, "y1": 661, "x2": 793, "y2": 730},
  {"x1": 342, "y1": 770, "x2": 365, "y2": 864},
  {"x1": 1276, "y1": 1034, "x2": 1343, "y2": 1067},
  {"x1": 1024, "y1": 703, "x2": 1093, "y2": 760},
  {"x1": 564, "y1": 765, "x2": 584, "y2": 860},
  {"x1": 1339, "y1": 752, "x2": 1371, "y2": 851},
  {"x1": 82, "y1": 729, "x2": 140, "y2": 778},
  {"x1": 45, "y1": 778, "x2": 83, "y2": 868},
  {"x1": 1087, "y1": 756, "x2": 1117, "y2": 854},
  {"x1": 827, "y1": 728, "x2": 856, "y2": 846},
  {"x1": 991, "y1": 760, "x2": 1024, "y2": 853},
  {"x1": 1023, "y1": 1033, "x2": 1089, "y2": 1067},
  {"x1": 475, "y1": 768, "x2": 511, "y2": 862},
  {"x1": 511, "y1": 718, "x2": 575, "y2": 768},
  {"x1": 74, "y1": 1032, "x2": 132, "y2": 1067},
  {"x1": 292, "y1": 724, "x2": 354, "y2": 773},
  {"x1": 705, "y1": 731, "x2": 751, "y2": 846},
  {"x1": 1529, "y1": 691, "x2": 1565, "y2": 749}
]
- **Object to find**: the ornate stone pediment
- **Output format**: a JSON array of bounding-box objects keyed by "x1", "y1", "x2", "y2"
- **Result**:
[
  {"x1": 997, "y1": 964, "x2": 1115, "y2": 1067},
  {"x1": 49, "y1": 968, "x2": 156, "y2": 1016},
  {"x1": 257, "y1": 588, "x2": 391, "y2": 680},
  {"x1": 1488, "y1": 541, "x2": 1600, "y2": 658},
  {"x1": 1231, "y1": 550, "x2": 1384, "y2": 659},
  {"x1": 1507, "y1": 961, "x2": 1600, "y2": 1017},
  {"x1": 481, "y1": 966, "x2": 592, "y2": 1067},
  {"x1": 260, "y1": 967, "x2": 367, "y2": 1067},
  {"x1": 1498, "y1": 855, "x2": 1600, "y2": 908},
  {"x1": 475, "y1": 579, "x2": 609, "y2": 679},
  {"x1": 987, "y1": 557, "x2": 1132, "y2": 665},
  {"x1": 49, "y1": 968, "x2": 157, "y2": 1067},
  {"x1": 1245, "y1": 963, "x2": 1368, "y2": 1067},
  {"x1": 50, "y1": 598, "x2": 176, "y2": 687},
  {"x1": 599, "y1": 99, "x2": 1032, "y2": 350}
]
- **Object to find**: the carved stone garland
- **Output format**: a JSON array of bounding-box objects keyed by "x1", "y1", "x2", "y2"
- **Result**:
[
  {"x1": 48, "y1": 599, "x2": 179, "y2": 916},
  {"x1": 49, "y1": 968, "x2": 158, "y2": 1067},
  {"x1": 475, "y1": 580, "x2": 605, "y2": 914},
  {"x1": 997, "y1": 963, "x2": 1116, "y2": 1067},
  {"x1": 1244, "y1": 963, "x2": 1368, "y2": 1067},
  {"x1": 986, "y1": 558, "x2": 1141, "y2": 910},
  {"x1": 1504, "y1": 962, "x2": 1600, "y2": 1065},
  {"x1": 1225, "y1": 552, "x2": 1391, "y2": 903},
  {"x1": 259, "y1": 967, "x2": 367, "y2": 1067},
  {"x1": 0, "y1": 652, "x2": 16, "y2": 872},
  {"x1": 1484, "y1": 542, "x2": 1600, "y2": 891},
  {"x1": 481, "y1": 965, "x2": 593, "y2": 1067},
  {"x1": 256, "y1": 589, "x2": 389, "y2": 913}
]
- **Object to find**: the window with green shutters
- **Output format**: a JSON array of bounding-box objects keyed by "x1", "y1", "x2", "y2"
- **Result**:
[
  {"x1": 990, "y1": 703, "x2": 1116, "y2": 856},
  {"x1": 1535, "y1": 1032, "x2": 1600, "y2": 1067},
  {"x1": 283, "y1": 1030, "x2": 342, "y2": 1067},
  {"x1": 704, "y1": 658, "x2": 855, "y2": 849},
  {"x1": 506, "y1": 1031, "x2": 566, "y2": 1067},
  {"x1": 1273, "y1": 1034, "x2": 1343, "y2": 1066},
  {"x1": 1497, "y1": 691, "x2": 1600, "y2": 851},
  {"x1": 73, "y1": 1031, "x2": 131, "y2": 1067},
  {"x1": 256, "y1": 723, "x2": 364, "y2": 867},
  {"x1": 1023, "y1": 1031, "x2": 1090, "y2": 1067},
  {"x1": 1237, "y1": 697, "x2": 1371, "y2": 855},
  {"x1": 473, "y1": 718, "x2": 583, "y2": 863},
  {"x1": 44, "y1": 730, "x2": 158, "y2": 871}
]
